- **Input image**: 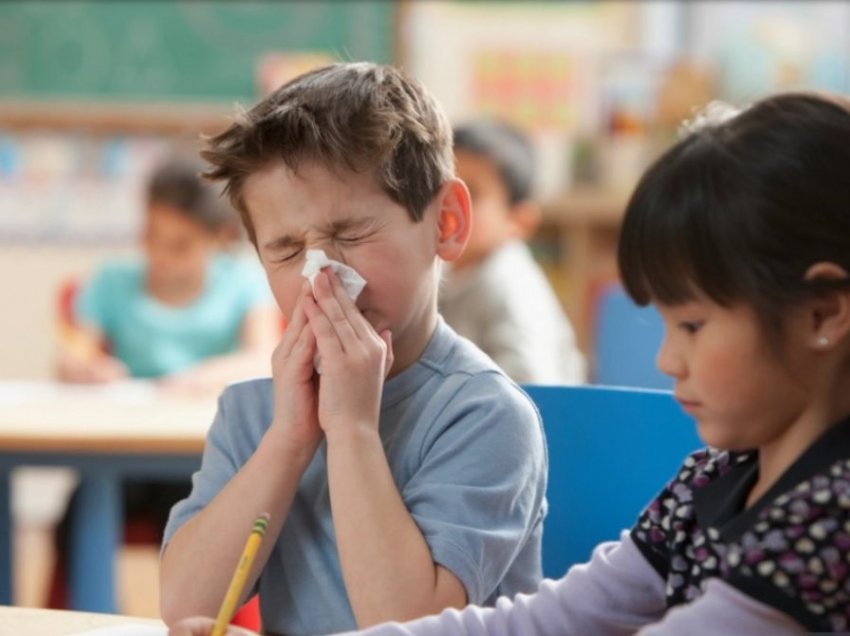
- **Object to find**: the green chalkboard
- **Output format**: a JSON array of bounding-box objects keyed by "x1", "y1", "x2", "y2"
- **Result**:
[{"x1": 0, "y1": 1, "x2": 395, "y2": 101}]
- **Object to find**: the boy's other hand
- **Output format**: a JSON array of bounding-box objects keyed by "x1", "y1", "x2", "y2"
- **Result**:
[
  {"x1": 269, "y1": 280, "x2": 322, "y2": 452},
  {"x1": 303, "y1": 269, "x2": 394, "y2": 439},
  {"x1": 167, "y1": 616, "x2": 258, "y2": 636}
]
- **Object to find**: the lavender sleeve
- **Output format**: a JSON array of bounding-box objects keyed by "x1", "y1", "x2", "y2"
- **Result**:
[
  {"x1": 635, "y1": 579, "x2": 806, "y2": 636},
  {"x1": 338, "y1": 532, "x2": 666, "y2": 636},
  {"x1": 339, "y1": 533, "x2": 804, "y2": 636}
]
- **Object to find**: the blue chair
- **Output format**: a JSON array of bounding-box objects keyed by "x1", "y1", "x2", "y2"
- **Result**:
[
  {"x1": 593, "y1": 283, "x2": 671, "y2": 389},
  {"x1": 522, "y1": 384, "x2": 702, "y2": 579}
]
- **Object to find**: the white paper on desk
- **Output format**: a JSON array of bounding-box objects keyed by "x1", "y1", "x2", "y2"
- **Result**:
[
  {"x1": 68, "y1": 625, "x2": 167, "y2": 636},
  {"x1": 0, "y1": 380, "x2": 158, "y2": 406}
]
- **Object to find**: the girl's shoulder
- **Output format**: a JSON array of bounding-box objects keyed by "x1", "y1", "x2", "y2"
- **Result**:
[{"x1": 726, "y1": 457, "x2": 850, "y2": 632}]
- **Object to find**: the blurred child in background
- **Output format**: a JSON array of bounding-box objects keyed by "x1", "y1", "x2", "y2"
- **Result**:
[
  {"x1": 439, "y1": 121, "x2": 585, "y2": 385},
  {"x1": 56, "y1": 156, "x2": 279, "y2": 393},
  {"x1": 50, "y1": 156, "x2": 279, "y2": 608}
]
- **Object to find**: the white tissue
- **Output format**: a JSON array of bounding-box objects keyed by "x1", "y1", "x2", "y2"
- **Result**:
[
  {"x1": 302, "y1": 249, "x2": 366, "y2": 301},
  {"x1": 301, "y1": 249, "x2": 367, "y2": 373}
]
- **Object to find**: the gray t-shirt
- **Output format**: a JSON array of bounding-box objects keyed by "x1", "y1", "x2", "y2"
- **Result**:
[
  {"x1": 163, "y1": 318, "x2": 548, "y2": 636},
  {"x1": 440, "y1": 240, "x2": 585, "y2": 386}
]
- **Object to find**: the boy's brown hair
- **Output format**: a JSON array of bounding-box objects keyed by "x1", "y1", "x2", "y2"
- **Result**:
[{"x1": 201, "y1": 62, "x2": 455, "y2": 246}]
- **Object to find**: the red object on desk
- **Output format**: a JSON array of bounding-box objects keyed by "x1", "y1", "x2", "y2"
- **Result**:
[{"x1": 232, "y1": 595, "x2": 261, "y2": 630}]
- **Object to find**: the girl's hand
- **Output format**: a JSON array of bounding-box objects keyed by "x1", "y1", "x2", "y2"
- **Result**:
[
  {"x1": 167, "y1": 616, "x2": 258, "y2": 636},
  {"x1": 269, "y1": 280, "x2": 322, "y2": 452},
  {"x1": 303, "y1": 269, "x2": 393, "y2": 439},
  {"x1": 56, "y1": 351, "x2": 129, "y2": 384}
]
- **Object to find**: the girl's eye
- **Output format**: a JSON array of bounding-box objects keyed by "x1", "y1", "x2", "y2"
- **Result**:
[
  {"x1": 336, "y1": 234, "x2": 367, "y2": 244},
  {"x1": 679, "y1": 321, "x2": 704, "y2": 334}
]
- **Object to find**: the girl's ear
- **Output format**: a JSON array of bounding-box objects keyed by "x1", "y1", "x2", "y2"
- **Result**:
[
  {"x1": 435, "y1": 178, "x2": 472, "y2": 262},
  {"x1": 804, "y1": 262, "x2": 850, "y2": 350}
]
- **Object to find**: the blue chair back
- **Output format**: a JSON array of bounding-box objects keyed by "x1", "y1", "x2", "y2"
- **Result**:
[
  {"x1": 593, "y1": 283, "x2": 671, "y2": 389},
  {"x1": 522, "y1": 384, "x2": 702, "y2": 579}
]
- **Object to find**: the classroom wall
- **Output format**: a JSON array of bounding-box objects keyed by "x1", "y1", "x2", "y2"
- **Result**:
[{"x1": 0, "y1": 245, "x2": 132, "y2": 379}]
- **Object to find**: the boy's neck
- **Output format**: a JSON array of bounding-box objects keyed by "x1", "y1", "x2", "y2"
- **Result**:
[{"x1": 386, "y1": 309, "x2": 438, "y2": 380}]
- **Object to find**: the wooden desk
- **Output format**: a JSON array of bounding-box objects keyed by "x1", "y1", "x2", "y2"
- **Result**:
[
  {"x1": 0, "y1": 604, "x2": 164, "y2": 635},
  {"x1": 0, "y1": 382, "x2": 216, "y2": 613}
]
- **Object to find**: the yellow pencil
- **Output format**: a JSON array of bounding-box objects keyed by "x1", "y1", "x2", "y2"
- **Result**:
[{"x1": 211, "y1": 512, "x2": 271, "y2": 636}]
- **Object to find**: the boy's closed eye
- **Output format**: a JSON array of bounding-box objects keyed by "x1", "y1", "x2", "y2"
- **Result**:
[
  {"x1": 263, "y1": 234, "x2": 306, "y2": 265},
  {"x1": 335, "y1": 230, "x2": 376, "y2": 244},
  {"x1": 272, "y1": 247, "x2": 304, "y2": 264}
]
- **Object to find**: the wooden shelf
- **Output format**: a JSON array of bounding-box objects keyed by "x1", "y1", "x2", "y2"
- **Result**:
[
  {"x1": 537, "y1": 188, "x2": 631, "y2": 353},
  {"x1": 541, "y1": 187, "x2": 628, "y2": 226},
  {"x1": 0, "y1": 99, "x2": 235, "y2": 135}
]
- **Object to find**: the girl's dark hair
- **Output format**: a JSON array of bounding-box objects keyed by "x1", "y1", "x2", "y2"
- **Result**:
[
  {"x1": 453, "y1": 120, "x2": 535, "y2": 205},
  {"x1": 146, "y1": 157, "x2": 235, "y2": 233},
  {"x1": 618, "y1": 92, "x2": 850, "y2": 335}
]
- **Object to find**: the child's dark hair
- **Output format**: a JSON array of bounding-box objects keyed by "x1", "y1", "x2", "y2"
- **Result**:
[
  {"x1": 147, "y1": 157, "x2": 234, "y2": 233},
  {"x1": 453, "y1": 120, "x2": 535, "y2": 205},
  {"x1": 200, "y1": 62, "x2": 454, "y2": 246},
  {"x1": 618, "y1": 92, "x2": 850, "y2": 337}
]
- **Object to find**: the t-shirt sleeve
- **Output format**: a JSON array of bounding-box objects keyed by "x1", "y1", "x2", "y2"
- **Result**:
[
  {"x1": 721, "y1": 475, "x2": 850, "y2": 633},
  {"x1": 337, "y1": 533, "x2": 668, "y2": 636},
  {"x1": 634, "y1": 578, "x2": 806, "y2": 636},
  {"x1": 400, "y1": 373, "x2": 548, "y2": 604},
  {"x1": 161, "y1": 389, "x2": 243, "y2": 548}
]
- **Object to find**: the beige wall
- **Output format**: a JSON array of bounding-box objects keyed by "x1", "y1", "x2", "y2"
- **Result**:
[{"x1": 0, "y1": 245, "x2": 133, "y2": 379}]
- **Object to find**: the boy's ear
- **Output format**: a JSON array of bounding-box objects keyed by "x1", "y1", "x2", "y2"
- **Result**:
[
  {"x1": 435, "y1": 178, "x2": 472, "y2": 262},
  {"x1": 510, "y1": 200, "x2": 542, "y2": 241},
  {"x1": 803, "y1": 262, "x2": 850, "y2": 350}
]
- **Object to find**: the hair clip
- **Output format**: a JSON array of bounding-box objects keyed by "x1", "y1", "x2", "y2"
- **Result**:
[{"x1": 678, "y1": 101, "x2": 745, "y2": 139}]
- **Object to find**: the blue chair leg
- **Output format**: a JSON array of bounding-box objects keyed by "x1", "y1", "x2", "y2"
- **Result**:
[
  {"x1": 0, "y1": 468, "x2": 12, "y2": 604},
  {"x1": 69, "y1": 474, "x2": 121, "y2": 612}
]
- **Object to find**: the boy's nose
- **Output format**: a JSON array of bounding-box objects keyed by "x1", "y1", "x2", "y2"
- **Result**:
[{"x1": 310, "y1": 242, "x2": 346, "y2": 265}]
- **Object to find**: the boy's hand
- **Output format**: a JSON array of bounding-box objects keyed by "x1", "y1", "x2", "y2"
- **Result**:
[
  {"x1": 303, "y1": 269, "x2": 393, "y2": 438},
  {"x1": 269, "y1": 280, "x2": 322, "y2": 451},
  {"x1": 167, "y1": 616, "x2": 258, "y2": 636}
]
